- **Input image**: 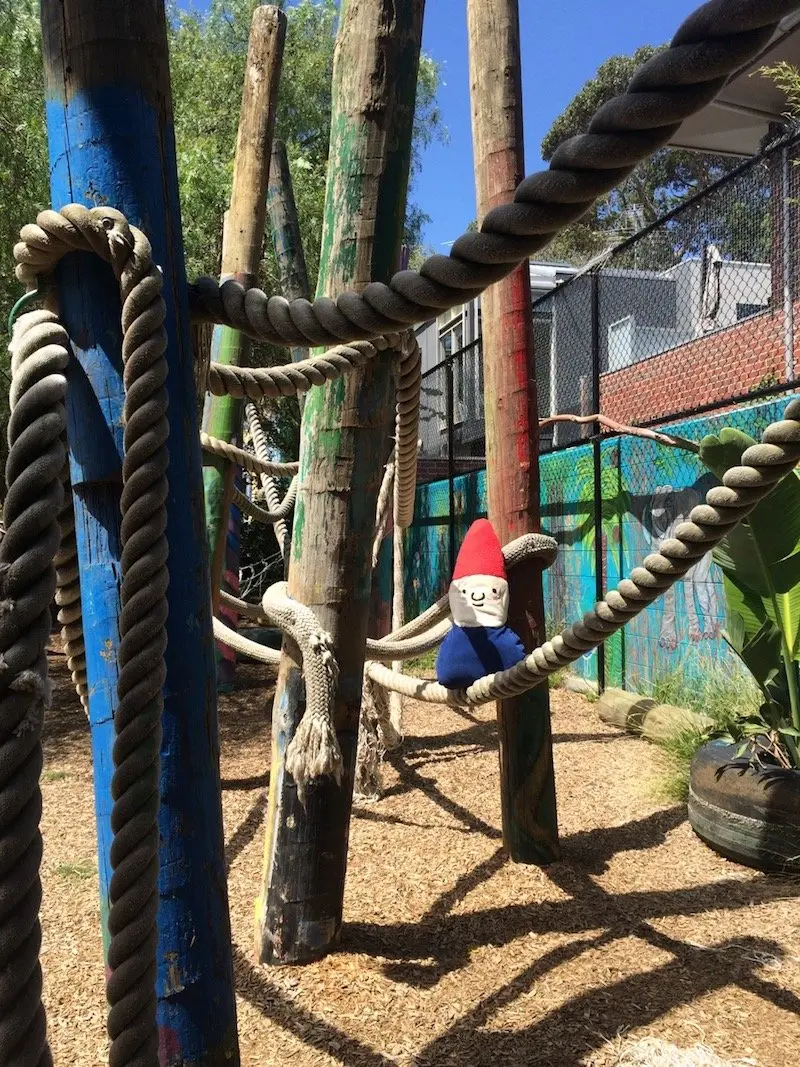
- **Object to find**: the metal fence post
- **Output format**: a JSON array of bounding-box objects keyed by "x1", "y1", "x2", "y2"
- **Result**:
[
  {"x1": 783, "y1": 144, "x2": 795, "y2": 383},
  {"x1": 445, "y1": 355, "x2": 457, "y2": 575},
  {"x1": 591, "y1": 270, "x2": 606, "y2": 694}
]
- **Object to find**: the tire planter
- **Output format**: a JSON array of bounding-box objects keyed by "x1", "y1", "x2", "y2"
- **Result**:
[{"x1": 688, "y1": 740, "x2": 800, "y2": 873}]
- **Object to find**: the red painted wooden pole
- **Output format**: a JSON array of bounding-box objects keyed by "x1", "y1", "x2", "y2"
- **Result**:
[{"x1": 467, "y1": 0, "x2": 559, "y2": 863}]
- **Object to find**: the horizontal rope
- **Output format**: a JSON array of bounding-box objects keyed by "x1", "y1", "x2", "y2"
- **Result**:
[
  {"x1": 183, "y1": 0, "x2": 795, "y2": 348},
  {"x1": 367, "y1": 398, "x2": 800, "y2": 705},
  {"x1": 200, "y1": 431, "x2": 299, "y2": 476}
]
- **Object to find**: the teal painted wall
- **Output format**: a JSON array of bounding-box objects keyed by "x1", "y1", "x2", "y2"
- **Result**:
[{"x1": 394, "y1": 394, "x2": 798, "y2": 690}]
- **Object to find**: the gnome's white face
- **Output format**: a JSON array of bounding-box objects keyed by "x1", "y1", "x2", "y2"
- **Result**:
[{"x1": 449, "y1": 574, "x2": 509, "y2": 627}]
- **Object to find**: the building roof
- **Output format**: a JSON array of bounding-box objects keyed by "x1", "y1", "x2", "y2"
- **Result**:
[{"x1": 668, "y1": 13, "x2": 800, "y2": 157}]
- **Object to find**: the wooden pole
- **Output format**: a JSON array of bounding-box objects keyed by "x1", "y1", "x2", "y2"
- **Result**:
[
  {"x1": 41, "y1": 0, "x2": 240, "y2": 1059},
  {"x1": 265, "y1": 138, "x2": 312, "y2": 574},
  {"x1": 256, "y1": 0, "x2": 425, "y2": 965},
  {"x1": 202, "y1": 5, "x2": 287, "y2": 688},
  {"x1": 467, "y1": 0, "x2": 560, "y2": 863},
  {"x1": 267, "y1": 139, "x2": 312, "y2": 381}
]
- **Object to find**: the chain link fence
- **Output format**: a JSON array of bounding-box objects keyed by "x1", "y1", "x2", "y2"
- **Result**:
[
  {"x1": 535, "y1": 128, "x2": 800, "y2": 450},
  {"x1": 407, "y1": 129, "x2": 800, "y2": 692}
]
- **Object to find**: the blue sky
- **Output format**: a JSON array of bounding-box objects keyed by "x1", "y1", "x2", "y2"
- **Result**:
[{"x1": 180, "y1": 1, "x2": 705, "y2": 253}]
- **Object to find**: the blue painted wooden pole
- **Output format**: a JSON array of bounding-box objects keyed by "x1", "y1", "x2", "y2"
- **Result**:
[{"x1": 40, "y1": 2, "x2": 239, "y2": 1062}]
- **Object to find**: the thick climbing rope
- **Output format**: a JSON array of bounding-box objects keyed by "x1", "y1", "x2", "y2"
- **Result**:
[
  {"x1": 200, "y1": 430, "x2": 298, "y2": 477},
  {"x1": 231, "y1": 481, "x2": 297, "y2": 527},
  {"x1": 206, "y1": 333, "x2": 422, "y2": 523},
  {"x1": 186, "y1": 0, "x2": 796, "y2": 349},
  {"x1": 245, "y1": 401, "x2": 294, "y2": 550},
  {"x1": 54, "y1": 482, "x2": 88, "y2": 711},
  {"x1": 366, "y1": 405, "x2": 800, "y2": 704},
  {"x1": 260, "y1": 582, "x2": 342, "y2": 798},
  {"x1": 0, "y1": 308, "x2": 67, "y2": 1067},
  {"x1": 8, "y1": 205, "x2": 170, "y2": 1067},
  {"x1": 372, "y1": 452, "x2": 395, "y2": 568}
]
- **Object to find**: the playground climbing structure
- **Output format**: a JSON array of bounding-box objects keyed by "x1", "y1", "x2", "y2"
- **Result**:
[{"x1": 4, "y1": 1, "x2": 800, "y2": 1065}]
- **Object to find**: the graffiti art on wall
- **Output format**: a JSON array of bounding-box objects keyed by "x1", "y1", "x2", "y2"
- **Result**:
[{"x1": 396, "y1": 394, "x2": 798, "y2": 691}]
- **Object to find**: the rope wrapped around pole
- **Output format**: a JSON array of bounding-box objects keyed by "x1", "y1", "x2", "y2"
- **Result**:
[{"x1": 11, "y1": 204, "x2": 171, "y2": 1067}]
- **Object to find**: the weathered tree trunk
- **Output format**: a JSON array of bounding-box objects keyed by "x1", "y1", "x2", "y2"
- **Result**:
[
  {"x1": 267, "y1": 139, "x2": 312, "y2": 383},
  {"x1": 41, "y1": 0, "x2": 240, "y2": 1058},
  {"x1": 202, "y1": 5, "x2": 286, "y2": 687},
  {"x1": 256, "y1": 0, "x2": 425, "y2": 965},
  {"x1": 265, "y1": 138, "x2": 312, "y2": 573},
  {"x1": 467, "y1": 0, "x2": 560, "y2": 863}
]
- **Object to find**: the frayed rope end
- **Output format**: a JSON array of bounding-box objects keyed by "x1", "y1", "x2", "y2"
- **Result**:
[{"x1": 285, "y1": 710, "x2": 343, "y2": 805}]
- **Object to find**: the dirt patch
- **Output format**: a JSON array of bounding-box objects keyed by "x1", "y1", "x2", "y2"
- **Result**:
[{"x1": 40, "y1": 655, "x2": 800, "y2": 1065}]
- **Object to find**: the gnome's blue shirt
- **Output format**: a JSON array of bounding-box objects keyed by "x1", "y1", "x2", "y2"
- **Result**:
[{"x1": 436, "y1": 623, "x2": 525, "y2": 689}]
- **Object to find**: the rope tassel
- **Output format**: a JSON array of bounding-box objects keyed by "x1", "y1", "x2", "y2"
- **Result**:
[{"x1": 261, "y1": 584, "x2": 343, "y2": 801}]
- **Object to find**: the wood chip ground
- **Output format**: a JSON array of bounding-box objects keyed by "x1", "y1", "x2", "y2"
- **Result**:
[{"x1": 40, "y1": 653, "x2": 800, "y2": 1065}]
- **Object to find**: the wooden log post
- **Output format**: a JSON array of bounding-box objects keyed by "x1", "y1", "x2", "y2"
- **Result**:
[
  {"x1": 267, "y1": 139, "x2": 312, "y2": 381},
  {"x1": 41, "y1": 0, "x2": 240, "y2": 1060},
  {"x1": 467, "y1": 0, "x2": 560, "y2": 863},
  {"x1": 265, "y1": 138, "x2": 312, "y2": 573},
  {"x1": 256, "y1": 0, "x2": 425, "y2": 965},
  {"x1": 202, "y1": 5, "x2": 286, "y2": 688}
]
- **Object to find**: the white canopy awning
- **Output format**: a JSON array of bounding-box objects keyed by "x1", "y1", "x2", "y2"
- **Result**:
[{"x1": 668, "y1": 12, "x2": 800, "y2": 157}]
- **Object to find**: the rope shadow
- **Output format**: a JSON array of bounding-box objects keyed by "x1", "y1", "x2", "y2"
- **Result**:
[
  {"x1": 344, "y1": 860, "x2": 800, "y2": 988},
  {"x1": 225, "y1": 792, "x2": 267, "y2": 873},
  {"x1": 413, "y1": 933, "x2": 790, "y2": 1067},
  {"x1": 232, "y1": 946, "x2": 396, "y2": 1067},
  {"x1": 386, "y1": 750, "x2": 502, "y2": 840}
]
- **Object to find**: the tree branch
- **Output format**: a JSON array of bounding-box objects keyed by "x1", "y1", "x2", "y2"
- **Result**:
[{"x1": 539, "y1": 412, "x2": 699, "y2": 454}]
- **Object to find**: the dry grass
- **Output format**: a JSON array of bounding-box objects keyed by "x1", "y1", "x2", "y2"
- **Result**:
[{"x1": 40, "y1": 652, "x2": 800, "y2": 1066}]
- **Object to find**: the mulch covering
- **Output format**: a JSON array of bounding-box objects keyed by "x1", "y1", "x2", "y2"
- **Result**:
[{"x1": 40, "y1": 652, "x2": 800, "y2": 1065}]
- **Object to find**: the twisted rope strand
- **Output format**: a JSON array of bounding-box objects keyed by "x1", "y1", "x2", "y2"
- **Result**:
[
  {"x1": 12, "y1": 204, "x2": 170, "y2": 1067},
  {"x1": 184, "y1": 0, "x2": 795, "y2": 347},
  {"x1": 0, "y1": 308, "x2": 68, "y2": 1067},
  {"x1": 245, "y1": 403, "x2": 293, "y2": 551},
  {"x1": 200, "y1": 431, "x2": 298, "y2": 477},
  {"x1": 367, "y1": 399, "x2": 800, "y2": 705}
]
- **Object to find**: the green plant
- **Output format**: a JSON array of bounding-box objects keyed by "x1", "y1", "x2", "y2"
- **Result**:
[
  {"x1": 405, "y1": 649, "x2": 437, "y2": 675},
  {"x1": 698, "y1": 427, "x2": 800, "y2": 769},
  {"x1": 55, "y1": 860, "x2": 94, "y2": 882},
  {"x1": 41, "y1": 769, "x2": 68, "y2": 782},
  {"x1": 643, "y1": 661, "x2": 761, "y2": 799}
]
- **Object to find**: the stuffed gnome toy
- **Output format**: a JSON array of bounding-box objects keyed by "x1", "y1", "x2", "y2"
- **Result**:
[{"x1": 436, "y1": 518, "x2": 526, "y2": 689}]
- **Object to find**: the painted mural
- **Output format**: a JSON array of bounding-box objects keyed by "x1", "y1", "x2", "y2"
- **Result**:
[{"x1": 399, "y1": 394, "x2": 799, "y2": 691}]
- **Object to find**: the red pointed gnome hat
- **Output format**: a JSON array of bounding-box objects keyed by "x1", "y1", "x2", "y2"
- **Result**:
[{"x1": 452, "y1": 519, "x2": 507, "y2": 582}]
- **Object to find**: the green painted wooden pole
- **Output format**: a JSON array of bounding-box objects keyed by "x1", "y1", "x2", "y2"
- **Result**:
[
  {"x1": 202, "y1": 5, "x2": 286, "y2": 686},
  {"x1": 256, "y1": 0, "x2": 426, "y2": 965},
  {"x1": 467, "y1": 0, "x2": 560, "y2": 863},
  {"x1": 267, "y1": 139, "x2": 312, "y2": 385}
]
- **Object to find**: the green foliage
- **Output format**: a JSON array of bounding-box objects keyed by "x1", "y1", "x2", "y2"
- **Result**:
[
  {"x1": 644, "y1": 660, "x2": 760, "y2": 800},
  {"x1": 697, "y1": 428, "x2": 800, "y2": 768},
  {"x1": 0, "y1": 1, "x2": 445, "y2": 508},
  {"x1": 541, "y1": 45, "x2": 744, "y2": 266},
  {"x1": 55, "y1": 860, "x2": 95, "y2": 881},
  {"x1": 0, "y1": 0, "x2": 49, "y2": 482},
  {"x1": 405, "y1": 649, "x2": 437, "y2": 675},
  {"x1": 759, "y1": 61, "x2": 800, "y2": 121}
]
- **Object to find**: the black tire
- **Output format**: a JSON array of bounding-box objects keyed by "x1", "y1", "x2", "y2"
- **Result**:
[{"x1": 688, "y1": 740, "x2": 800, "y2": 873}]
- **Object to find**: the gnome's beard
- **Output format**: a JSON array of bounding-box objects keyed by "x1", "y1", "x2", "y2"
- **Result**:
[{"x1": 449, "y1": 575, "x2": 510, "y2": 628}]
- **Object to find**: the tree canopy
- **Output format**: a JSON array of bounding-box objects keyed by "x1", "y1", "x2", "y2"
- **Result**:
[
  {"x1": 0, "y1": 0, "x2": 445, "y2": 493},
  {"x1": 541, "y1": 45, "x2": 743, "y2": 265}
]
